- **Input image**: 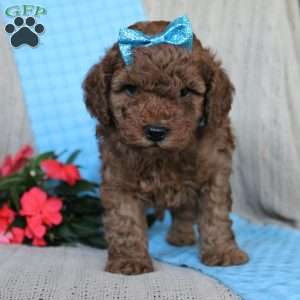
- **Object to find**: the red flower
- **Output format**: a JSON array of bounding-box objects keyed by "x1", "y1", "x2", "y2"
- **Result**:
[
  {"x1": 41, "y1": 159, "x2": 81, "y2": 186},
  {"x1": 0, "y1": 227, "x2": 24, "y2": 245},
  {"x1": 26, "y1": 216, "x2": 46, "y2": 239},
  {"x1": 24, "y1": 221, "x2": 47, "y2": 246},
  {"x1": 20, "y1": 187, "x2": 63, "y2": 226},
  {"x1": 20, "y1": 187, "x2": 63, "y2": 246},
  {"x1": 0, "y1": 145, "x2": 33, "y2": 176},
  {"x1": 32, "y1": 237, "x2": 47, "y2": 247},
  {"x1": 0, "y1": 203, "x2": 16, "y2": 232},
  {"x1": 10, "y1": 227, "x2": 25, "y2": 244},
  {"x1": 0, "y1": 231, "x2": 12, "y2": 244}
]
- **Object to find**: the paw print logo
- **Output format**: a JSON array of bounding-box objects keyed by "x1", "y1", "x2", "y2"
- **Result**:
[{"x1": 5, "y1": 16, "x2": 44, "y2": 48}]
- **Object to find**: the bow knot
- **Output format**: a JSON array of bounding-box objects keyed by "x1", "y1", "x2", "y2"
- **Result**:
[{"x1": 118, "y1": 16, "x2": 193, "y2": 65}]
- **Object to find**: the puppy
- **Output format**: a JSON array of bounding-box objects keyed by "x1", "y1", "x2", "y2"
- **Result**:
[{"x1": 83, "y1": 19, "x2": 248, "y2": 275}]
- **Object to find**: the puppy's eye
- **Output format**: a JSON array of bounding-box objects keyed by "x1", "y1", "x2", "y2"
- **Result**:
[
  {"x1": 180, "y1": 87, "x2": 193, "y2": 97},
  {"x1": 123, "y1": 85, "x2": 137, "y2": 96}
]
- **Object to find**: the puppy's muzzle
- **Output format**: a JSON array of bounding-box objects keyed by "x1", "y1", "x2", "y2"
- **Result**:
[{"x1": 144, "y1": 125, "x2": 169, "y2": 142}]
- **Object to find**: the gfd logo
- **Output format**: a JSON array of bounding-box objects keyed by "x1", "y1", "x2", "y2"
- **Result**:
[{"x1": 4, "y1": 5, "x2": 47, "y2": 48}]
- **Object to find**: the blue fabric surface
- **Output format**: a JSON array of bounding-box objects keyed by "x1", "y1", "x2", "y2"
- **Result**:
[
  {"x1": 149, "y1": 213, "x2": 300, "y2": 300},
  {"x1": 0, "y1": 0, "x2": 145, "y2": 180}
]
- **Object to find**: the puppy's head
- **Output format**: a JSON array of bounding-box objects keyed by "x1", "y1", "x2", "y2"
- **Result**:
[{"x1": 83, "y1": 21, "x2": 234, "y2": 151}]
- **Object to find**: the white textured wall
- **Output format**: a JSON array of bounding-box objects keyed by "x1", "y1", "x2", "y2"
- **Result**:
[
  {"x1": 0, "y1": 17, "x2": 34, "y2": 159},
  {"x1": 143, "y1": 0, "x2": 300, "y2": 226}
]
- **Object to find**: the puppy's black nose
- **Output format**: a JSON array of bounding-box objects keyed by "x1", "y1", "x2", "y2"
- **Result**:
[{"x1": 144, "y1": 125, "x2": 169, "y2": 142}]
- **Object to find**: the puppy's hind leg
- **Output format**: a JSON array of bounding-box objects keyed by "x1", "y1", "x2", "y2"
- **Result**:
[{"x1": 166, "y1": 191, "x2": 197, "y2": 246}]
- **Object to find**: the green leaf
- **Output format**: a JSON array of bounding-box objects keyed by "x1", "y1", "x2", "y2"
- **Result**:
[
  {"x1": 0, "y1": 196, "x2": 6, "y2": 207},
  {"x1": 74, "y1": 179, "x2": 99, "y2": 191},
  {"x1": 32, "y1": 151, "x2": 56, "y2": 165},
  {"x1": 55, "y1": 224, "x2": 78, "y2": 241},
  {"x1": 11, "y1": 216, "x2": 26, "y2": 228},
  {"x1": 66, "y1": 196, "x2": 103, "y2": 215},
  {"x1": 0, "y1": 176, "x2": 23, "y2": 190},
  {"x1": 79, "y1": 215, "x2": 103, "y2": 227},
  {"x1": 55, "y1": 180, "x2": 98, "y2": 196},
  {"x1": 9, "y1": 187, "x2": 20, "y2": 210},
  {"x1": 70, "y1": 222, "x2": 101, "y2": 237},
  {"x1": 80, "y1": 236, "x2": 107, "y2": 249},
  {"x1": 19, "y1": 167, "x2": 44, "y2": 190},
  {"x1": 66, "y1": 150, "x2": 81, "y2": 164}
]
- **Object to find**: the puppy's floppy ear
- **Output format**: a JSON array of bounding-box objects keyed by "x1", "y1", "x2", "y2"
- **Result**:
[
  {"x1": 199, "y1": 49, "x2": 235, "y2": 128},
  {"x1": 82, "y1": 45, "x2": 120, "y2": 127}
]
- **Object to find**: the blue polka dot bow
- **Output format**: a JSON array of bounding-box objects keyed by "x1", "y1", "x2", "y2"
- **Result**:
[{"x1": 118, "y1": 15, "x2": 193, "y2": 65}]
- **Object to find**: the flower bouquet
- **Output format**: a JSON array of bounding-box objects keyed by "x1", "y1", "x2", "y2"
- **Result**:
[{"x1": 0, "y1": 145, "x2": 106, "y2": 248}]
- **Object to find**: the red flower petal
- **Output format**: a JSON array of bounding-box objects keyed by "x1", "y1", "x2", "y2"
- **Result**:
[
  {"x1": 20, "y1": 187, "x2": 47, "y2": 216},
  {"x1": 15, "y1": 145, "x2": 33, "y2": 161},
  {"x1": 43, "y1": 212, "x2": 63, "y2": 226},
  {"x1": 0, "y1": 203, "x2": 16, "y2": 220},
  {"x1": 41, "y1": 160, "x2": 66, "y2": 181},
  {"x1": 27, "y1": 216, "x2": 46, "y2": 239},
  {"x1": 0, "y1": 145, "x2": 33, "y2": 176},
  {"x1": 0, "y1": 231, "x2": 12, "y2": 244},
  {"x1": 41, "y1": 159, "x2": 80, "y2": 186},
  {"x1": 12, "y1": 145, "x2": 34, "y2": 172},
  {"x1": 0, "y1": 220, "x2": 9, "y2": 232},
  {"x1": 63, "y1": 164, "x2": 81, "y2": 186},
  {"x1": 0, "y1": 156, "x2": 13, "y2": 176},
  {"x1": 0, "y1": 203, "x2": 16, "y2": 232},
  {"x1": 32, "y1": 237, "x2": 47, "y2": 247},
  {"x1": 42, "y1": 198, "x2": 63, "y2": 226},
  {"x1": 25, "y1": 226, "x2": 33, "y2": 239},
  {"x1": 44, "y1": 198, "x2": 63, "y2": 213},
  {"x1": 10, "y1": 227, "x2": 25, "y2": 244}
]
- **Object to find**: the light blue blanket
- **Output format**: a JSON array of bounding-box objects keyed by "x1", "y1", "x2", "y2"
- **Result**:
[
  {"x1": 149, "y1": 212, "x2": 300, "y2": 300},
  {"x1": 0, "y1": 0, "x2": 145, "y2": 180}
]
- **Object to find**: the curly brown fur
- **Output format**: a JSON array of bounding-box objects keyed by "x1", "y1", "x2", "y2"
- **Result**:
[{"x1": 83, "y1": 20, "x2": 248, "y2": 275}]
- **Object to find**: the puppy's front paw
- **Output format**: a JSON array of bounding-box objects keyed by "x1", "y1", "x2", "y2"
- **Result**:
[
  {"x1": 105, "y1": 257, "x2": 154, "y2": 275},
  {"x1": 201, "y1": 247, "x2": 249, "y2": 266}
]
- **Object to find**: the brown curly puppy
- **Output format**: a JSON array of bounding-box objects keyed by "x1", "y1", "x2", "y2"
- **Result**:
[{"x1": 83, "y1": 20, "x2": 249, "y2": 275}]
